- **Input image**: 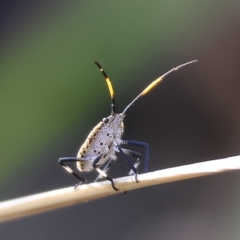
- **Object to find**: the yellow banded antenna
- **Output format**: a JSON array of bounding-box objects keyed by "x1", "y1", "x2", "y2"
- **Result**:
[
  {"x1": 94, "y1": 61, "x2": 116, "y2": 114},
  {"x1": 123, "y1": 60, "x2": 198, "y2": 114}
]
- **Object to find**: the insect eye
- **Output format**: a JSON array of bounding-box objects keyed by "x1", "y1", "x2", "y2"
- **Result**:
[{"x1": 102, "y1": 118, "x2": 109, "y2": 124}]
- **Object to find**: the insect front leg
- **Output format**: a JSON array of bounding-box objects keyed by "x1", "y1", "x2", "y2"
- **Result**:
[
  {"x1": 58, "y1": 157, "x2": 87, "y2": 189},
  {"x1": 92, "y1": 155, "x2": 119, "y2": 191},
  {"x1": 121, "y1": 140, "x2": 149, "y2": 172}
]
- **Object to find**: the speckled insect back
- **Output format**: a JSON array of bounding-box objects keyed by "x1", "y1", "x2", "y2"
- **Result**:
[
  {"x1": 77, "y1": 113, "x2": 125, "y2": 172},
  {"x1": 59, "y1": 60, "x2": 197, "y2": 191}
]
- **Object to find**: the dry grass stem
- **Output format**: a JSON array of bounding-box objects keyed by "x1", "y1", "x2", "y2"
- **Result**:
[{"x1": 0, "y1": 155, "x2": 240, "y2": 223}]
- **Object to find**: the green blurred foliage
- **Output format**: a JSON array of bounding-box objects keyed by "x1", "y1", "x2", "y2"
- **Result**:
[
  {"x1": 0, "y1": 1, "x2": 206, "y2": 185},
  {"x1": 1, "y1": 1, "x2": 240, "y2": 240}
]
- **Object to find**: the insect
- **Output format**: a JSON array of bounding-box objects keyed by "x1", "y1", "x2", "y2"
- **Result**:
[{"x1": 59, "y1": 60, "x2": 197, "y2": 191}]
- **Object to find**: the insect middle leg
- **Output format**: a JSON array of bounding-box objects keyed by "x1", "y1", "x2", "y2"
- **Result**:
[
  {"x1": 92, "y1": 155, "x2": 119, "y2": 191},
  {"x1": 94, "y1": 158, "x2": 114, "y2": 182}
]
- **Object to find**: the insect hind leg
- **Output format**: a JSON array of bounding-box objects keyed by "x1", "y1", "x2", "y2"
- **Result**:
[
  {"x1": 121, "y1": 140, "x2": 149, "y2": 172},
  {"x1": 94, "y1": 149, "x2": 141, "y2": 182},
  {"x1": 114, "y1": 143, "x2": 139, "y2": 183},
  {"x1": 121, "y1": 148, "x2": 141, "y2": 176},
  {"x1": 58, "y1": 157, "x2": 87, "y2": 189}
]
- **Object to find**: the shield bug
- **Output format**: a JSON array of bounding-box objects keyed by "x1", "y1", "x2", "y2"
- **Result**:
[{"x1": 59, "y1": 60, "x2": 197, "y2": 191}]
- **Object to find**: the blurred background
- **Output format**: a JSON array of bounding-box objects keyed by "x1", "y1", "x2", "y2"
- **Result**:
[{"x1": 1, "y1": 0, "x2": 240, "y2": 239}]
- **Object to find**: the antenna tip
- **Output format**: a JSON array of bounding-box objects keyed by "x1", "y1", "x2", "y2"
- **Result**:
[
  {"x1": 175, "y1": 60, "x2": 198, "y2": 70},
  {"x1": 186, "y1": 60, "x2": 198, "y2": 64},
  {"x1": 94, "y1": 61, "x2": 101, "y2": 68}
]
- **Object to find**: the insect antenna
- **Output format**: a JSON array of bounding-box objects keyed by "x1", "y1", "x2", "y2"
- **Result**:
[
  {"x1": 94, "y1": 61, "x2": 116, "y2": 114},
  {"x1": 123, "y1": 60, "x2": 198, "y2": 113}
]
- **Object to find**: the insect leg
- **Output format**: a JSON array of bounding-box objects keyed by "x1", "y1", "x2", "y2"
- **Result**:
[
  {"x1": 58, "y1": 157, "x2": 87, "y2": 187},
  {"x1": 121, "y1": 148, "x2": 142, "y2": 175},
  {"x1": 94, "y1": 158, "x2": 114, "y2": 182},
  {"x1": 121, "y1": 140, "x2": 149, "y2": 172},
  {"x1": 95, "y1": 149, "x2": 141, "y2": 182},
  {"x1": 114, "y1": 143, "x2": 139, "y2": 183},
  {"x1": 92, "y1": 156, "x2": 119, "y2": 191}
]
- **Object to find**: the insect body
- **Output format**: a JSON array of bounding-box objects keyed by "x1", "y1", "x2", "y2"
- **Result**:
[{"x1": 59, "y1": 60, "x2": 197, "y2": 191}]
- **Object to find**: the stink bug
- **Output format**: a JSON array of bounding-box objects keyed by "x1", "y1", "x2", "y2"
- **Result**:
[{"x1": 59, "y1": 60, "x2": 197, "y2": 191}]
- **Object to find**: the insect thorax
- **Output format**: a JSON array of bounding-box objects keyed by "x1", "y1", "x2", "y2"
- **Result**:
[{"x1": 77, "y1": 113, "x2": 125, "y2": 171}]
